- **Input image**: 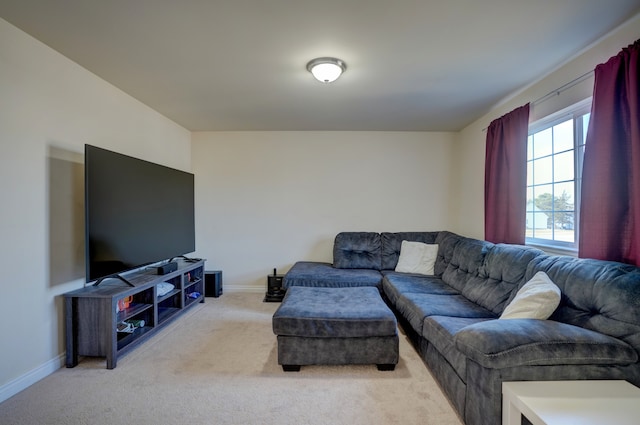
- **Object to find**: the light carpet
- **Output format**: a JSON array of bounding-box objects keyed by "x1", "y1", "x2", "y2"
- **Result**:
[{"x1": 0, "y1": 292, "x2": 463, "y2": 425}]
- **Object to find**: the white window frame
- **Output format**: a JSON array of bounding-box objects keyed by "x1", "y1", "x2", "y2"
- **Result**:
[{"x1": 525, "y1": 98, "x2": 591, "y2": 255}]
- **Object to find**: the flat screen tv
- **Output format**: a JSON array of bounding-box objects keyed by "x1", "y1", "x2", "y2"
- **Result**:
[{"x1": 85, "y1": 144, "x2": 195, "y2": 283}]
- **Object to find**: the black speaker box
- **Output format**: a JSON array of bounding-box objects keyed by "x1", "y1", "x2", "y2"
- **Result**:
[
  {"x1": 205, "y1": 271, "x2": 223, "y2": 297},
  {"x1": 156, "y1": 261, "x2": 178, "y2": 275}
]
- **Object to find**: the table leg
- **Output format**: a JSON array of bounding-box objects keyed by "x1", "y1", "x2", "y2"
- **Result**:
[
  {"x1": 502, "y1": 394, "x2": 522, "y2": 425},
  {"x1": 65, "y1": 297, "x2": 78, "y2": 368}
]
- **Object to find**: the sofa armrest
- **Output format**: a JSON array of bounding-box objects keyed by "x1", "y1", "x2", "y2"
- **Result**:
[{"x1": 454, "y1": 319, "x2": 638, "y2": 369}]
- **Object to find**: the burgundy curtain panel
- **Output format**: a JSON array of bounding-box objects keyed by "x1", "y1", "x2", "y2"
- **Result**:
[
  {"x1": 579, "y1": 40, "x2": 640, "y2": 265},
  {"x1": 484, "y1": 103, "x2": 530, "y2": 244}
]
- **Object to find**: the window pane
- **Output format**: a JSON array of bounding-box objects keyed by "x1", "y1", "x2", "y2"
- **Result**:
[
  {"x1": 526, "y1": 227, "x2": 534, "y2": 239},
  {"x1": 533, "y1": 128, "x2": 552, "y2": 158},
  {"x1": 554, "y1": 181, "x2": 575, "y2": 242},
  {"x1": 532, "y1": 184, "x2": 553, "y2": 240},
  {"x1": 554, "y1": 182, "x2": 574, "y2": 206},
  {"x1": 526, "y1": 185, "x2": 534, "y2": 237},
  {"x1": 582, "y1": 113, "x2": 590, "y2": 144},
  {"x1": 533, "y1": 224, "x2": 553, "y2": 240},
  {"x1": 528, "y1": 210, "x2": 550, "y2": 237},
  {"x1": 527, "y1": 161, "x2": 533, "y2": 186},
  {"x1": 554, "y1": 182, "x2": 575, "y2": 243},
  {"x1": 533, "y1": 157, "x2": 552, "y2": 185},
  {"x1": 554, "y1": 150, "x2": 574, "y2": 182},
  {"x1": 533, "y1": 185, "x2": 553, "y2": 213},
  {"x1": 553, "y1": 120, "x2": 574, "y2": 153},
  {"x1": 527, "y1": 135, "x2": 533, "y2": 160}
]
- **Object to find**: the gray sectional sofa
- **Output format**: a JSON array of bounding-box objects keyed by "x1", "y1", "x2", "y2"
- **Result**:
[{"x1": 283, "y1": 231, "x2": 640, "y2": 425}]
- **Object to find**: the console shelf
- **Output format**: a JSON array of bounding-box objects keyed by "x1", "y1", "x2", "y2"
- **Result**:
[
  {"x1": 118, "y1": 303, "x2": 152, "y2": 321},
  {"x1": 158, "y1": 306, "x2": 181, "y2": 324},
  {"x1": 157, "y1": 288, "x2": 181, "y2": 304},
  {"x1": 64, "y1": 259, "x2": 205, "y2": 369}
]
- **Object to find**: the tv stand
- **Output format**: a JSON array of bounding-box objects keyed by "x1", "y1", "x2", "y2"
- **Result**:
[{"x1": 64, "y1": 259, "x2": 205, "y2": 369}]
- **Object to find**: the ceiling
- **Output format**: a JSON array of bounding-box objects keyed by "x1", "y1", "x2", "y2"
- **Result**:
[{"x1": 1, "y1": 1, "x2": 639, "y2": 132}]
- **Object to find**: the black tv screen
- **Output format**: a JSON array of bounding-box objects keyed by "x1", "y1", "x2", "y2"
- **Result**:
[{"x1": 85, "y1": 144, "x2": 195, "y2": 282}]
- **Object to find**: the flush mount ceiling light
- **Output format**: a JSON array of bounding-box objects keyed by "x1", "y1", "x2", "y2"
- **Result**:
[{"x1": 306, "y1": 57, "x2": 347, "y2": 83}]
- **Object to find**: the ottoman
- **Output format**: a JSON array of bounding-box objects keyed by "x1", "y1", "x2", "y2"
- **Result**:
[{"x1": 272, "y1": 286, "x2": 399, "y2": 371}]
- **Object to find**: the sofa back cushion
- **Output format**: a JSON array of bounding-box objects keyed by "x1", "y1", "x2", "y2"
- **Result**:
[
  {"x1": 433, "y1": 231, "x2": 463, "y2": 276},
  {"x1": 526, "y1": 255, "x2": 640, "y2": 355},
  {"x1": 380, "y1": 232, "x2": 439, "y2": 270},
  {"x1": 462, "y1": 244, "x2": 544, "y2": 315},
  {"x1": 441, "y1": 235, "x2": 493, "y2": 293},
  {"x1": 333, "y1": 232, "x2": 382, "y2": 270}
]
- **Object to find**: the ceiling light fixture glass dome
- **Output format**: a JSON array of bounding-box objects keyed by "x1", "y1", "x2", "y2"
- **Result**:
[{"x1": 306, "y1": 57, "x2": 347, "y2": 83}]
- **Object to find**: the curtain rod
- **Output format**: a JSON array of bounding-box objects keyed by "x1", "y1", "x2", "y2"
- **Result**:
[
  {"x1": 481, "y1": 69, "x2": 594, "y2": 132},
  {"x1": 530, "y1": 69, "x2": 594, "y2": 106}
]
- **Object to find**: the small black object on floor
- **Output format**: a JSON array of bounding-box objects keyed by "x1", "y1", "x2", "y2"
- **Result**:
[
  {"x1": 264, "y1": 270, "x2": 285, "y2": 302},
  {"x1": 205, "y1": 270, "x2": 223, "y2": 297}
]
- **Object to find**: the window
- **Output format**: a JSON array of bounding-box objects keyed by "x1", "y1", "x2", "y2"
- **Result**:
[{"x1": 526, "y1": 99, "x2": 591, "y2": 251}]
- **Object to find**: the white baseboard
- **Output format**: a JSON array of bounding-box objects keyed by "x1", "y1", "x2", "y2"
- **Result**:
[
  {"x1": 0, "y1": 353, "x2": 65, "y2": 403},
  {"x1": 223, "y1": 284, "x2": 264, "y2": 293}
]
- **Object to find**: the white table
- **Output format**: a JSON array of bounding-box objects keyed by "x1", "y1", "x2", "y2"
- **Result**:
[{"x1": 502, "y1": 380, "x2": 640, "y2": 425}]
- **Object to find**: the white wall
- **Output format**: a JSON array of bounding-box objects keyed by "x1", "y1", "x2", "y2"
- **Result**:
[
  {"x1": 0, "y1": 18, "x2": 191, "y2": 401},
  {"x1": 452, "y1": 13, "x2": 640, "y2": 240},
  {"x1": 192, "y1": 131, "x2": 456, "y2": 290}
]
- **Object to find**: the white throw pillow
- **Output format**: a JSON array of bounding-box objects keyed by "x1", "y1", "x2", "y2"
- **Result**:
[
  {"x1": 395, "y1": 241, "x2": 438, "y2": 275},
  {"x1": 500, "y1": 271, "x2": 561, "y2": 320}
]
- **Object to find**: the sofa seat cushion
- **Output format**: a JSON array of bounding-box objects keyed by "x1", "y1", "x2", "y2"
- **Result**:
[
  {"x1": 272, "y1": 287, "x2": 397, "y2": 338},
  {"x1": 382, "y1": 272, "x2": 459, "y2": 306},
  {"x1": 423, "y1": 316, "x2": 493, "y2": 381},
  {"x1": 394, "y1": 292, "x2": 496, "y2": 335},
  {"x1": 454, "y1": 318, "x2": 638, "y2": 370},
  {"x1": 333, "y1": 232, "x2": 382, "y2": 270},
  {"x1": 283, "y1": 261, "x2": 382, "y2": 289}
]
